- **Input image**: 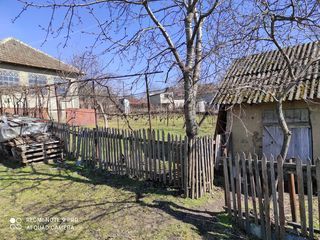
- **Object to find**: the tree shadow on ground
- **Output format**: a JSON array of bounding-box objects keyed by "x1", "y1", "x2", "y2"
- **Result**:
[{"x1": 0, "y1": 159, "x2": 252, "y2": 239}]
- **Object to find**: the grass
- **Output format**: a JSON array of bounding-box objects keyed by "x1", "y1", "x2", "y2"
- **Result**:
[
  {"x1": 99, "y1": 114, "x2": 216, "y2": 137},
  {"x1": 0, "y1": 159, "x2": 252, "y2": 240}
]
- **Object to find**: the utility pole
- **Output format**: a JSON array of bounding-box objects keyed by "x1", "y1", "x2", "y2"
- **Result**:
[
  {"x1": 145, "y1": 74, "x2": 152, "y2": 130},
  {"x1": 92, "y1": 80, "x2": 98, "y2": 129},
  {"x1": 92, "y1": 80, "x2": 100, "y2": 167}
]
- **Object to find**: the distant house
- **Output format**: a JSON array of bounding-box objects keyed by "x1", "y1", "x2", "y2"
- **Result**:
[
  {"x1": 197, "y1": 83, "x2": 218, "y2": 113},
  {"x1": 0, "y1": 38, "x2": 80, "y2": 123},
  {"x1": 149, "y1": 90, "x2": 174, "y2": 109},
  {"x1": 127, "y1": 97, "x2": 147, "y2": 111},
  {"x1": 214, "y1": 41, "x2": 320, "y2": 161}
]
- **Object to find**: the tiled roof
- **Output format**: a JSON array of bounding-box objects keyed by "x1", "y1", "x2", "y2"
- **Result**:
[
  {"x1": 215, "y1": 41, "x2": 320, "y2": 104},
  {"x1": 0, "y1": 38, "x2": 79, "y2": 74}
]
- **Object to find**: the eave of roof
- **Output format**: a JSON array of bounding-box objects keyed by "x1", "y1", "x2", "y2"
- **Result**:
[
  {"x1": 0, "y1": 38, "x2": 80, "y2": 74},
  {"x1": 214, "y1": 41, "x2": 320, "y2": 105}
]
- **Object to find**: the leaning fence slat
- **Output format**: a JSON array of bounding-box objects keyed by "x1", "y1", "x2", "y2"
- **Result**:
[
  {"x1": 107, "y1": 129, "x2": 112, "y2": 171},
  {"x1": 118, "y1": 129, "x2": 122, "y2": 173},
  {"x1": 172, "y1": 135, "x2": 176, "y2": 186},
  {"x1": 241, "y1": 153, "x2": 249, "y2": 231},
  {"x1": 167, "y1": 134, "x2": 172, "y2": 184},
  {"x1": 204, "y1": 137, "x2": 210, "y2": 192},
  {"x1": 129, "y1": 131, "x2": 134, "y2": 176},
  {"x1": 142, "y1": 129, "x2": 148, "y2": 179},
  {"x1": 248, "y1": 154, "x2": 258, "y2": 224},
  {"x1": 162, "y1": 130, "x2": 166, "y2": 184},
  {"x1": 288, "y1": 158, "x2": 297, "y2": 226},
  {"x1": 195, "y1": 138, "x2": 199, "y2": 198},
  {"x1": 113, "y1": 129, "x2": 118, "y2": 174},
  {"x1": 235, "y1": 154, "x2": 242, "y2": 222},
  {"x1": 113, "y1": 129, "x2": 118, "y2": 173},
  {"x1": 307, "y1": 159, "x2": 314, "y2": 239},
  {"x1": 123, "y1": 130, "x2": 128, "y2": 174},
  {"x1": 261, "y1": 155, "x2": 271, "y2": 240},
  {"x1": 270, "y1": 155, "x2": 279, "y2": 237},
  {"x1": 254, "y1": 154, "x2": 265, "y2": 237},
  {"x1": 201, "y1": 138, "x2": 207, "y2": 195},
  {"x1": 152, "y1": 130, "x2": 156, "y2": 181},
  {"x1": 189, "y1": 139, "x2": 194, "y2": 198},
  {"x1": 157, "y1": 130, "x2": 161, "y2": 183},
  {"x1": 133, "y1": 131, "x2": 138, "y2": 177},
  {"x1": 277, "y1": 155, "x2": 285, "y2": 240},
  {"x1": 184, "y1": 136, "x2": 188, "y2": 198},
  {"x1": 136, "y1": 130, "x2": 143, "y2": 178},
  {"x1": 98, "y1": 129, "x2": 103, "y2": 169},
  {"x1": 84, "y1": 128, "x2": 88, "y2": 166},
  {"x1": 148, "y1": 130, "x2": 152, "y2": 180},
  {"x1": 210, "y1": 137, "x2": 215, "y2": 189},
  {"x1": 197, "y1": 138, "x2": 202, "y2": 197},
  {"x1": 191, "y1": 138, "x2": 195, "y2": 198},
  {"x1": 296, "y1": 157, "x2": 307, "y2": 236},
  {"x1": 120, "y1": 129, "x2": 125, "y2": 175},
  {"x1": 228, "y1": 153, "x2": 236, "y2": 217},
  {"x1": 223, "y1": 155, "x2": 231, "y2": 216},
  {"x1": 179, "y1": 135, "x2": 183, "y2": 188}
]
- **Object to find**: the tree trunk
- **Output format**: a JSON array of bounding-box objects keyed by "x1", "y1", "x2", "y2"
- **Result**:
[
  {"x1": 102, "y1": 114, "x2": 109, "y2": 128},
  {"x1": 276, "y1": 100, "x2": 291, "y2": 159},
  {"x1": 184, "y1": 71, "x2": 198, "y2": 139},
  {"x1": 97, "y1": 102, "x2": 108, "y2": 128}
]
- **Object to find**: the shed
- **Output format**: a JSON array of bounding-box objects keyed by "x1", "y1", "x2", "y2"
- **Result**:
[{"x1": 214, "y1": 41, "x2": 320, "y2": 161}]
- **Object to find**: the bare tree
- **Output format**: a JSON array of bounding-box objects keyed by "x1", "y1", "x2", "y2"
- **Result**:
[
  {"x1": 214, "y1": 1, "x2": 320, "y2": 159},
  {"x1": 16, "y1": 0, "x2": 249, "y2": 139},
  {"x1": 71, "y1": 52, "x2": 134, "y2": 129},
  {"x1": 249, "y1": 1, "x2": 320, "y2": 158}
]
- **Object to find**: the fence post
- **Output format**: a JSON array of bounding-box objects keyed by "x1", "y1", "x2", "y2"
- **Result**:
[
  {"x1": 184, "y1": 136, "x2": 188, "y2": 198},
  {"x1": 296, "y1": 157, "x2": 307, "y2": 237},
  {"x1": 223, "y1": 152, "x2": 231, "y2": 216},
  {"x1": 288, "y1": 158, "x2": 297, "y2": 227},
  {"x1": 261, "y1": 155, "x2": 271, "y2": 240},
  {"x1": 277, "y1": 155, "x2": 285, "y2": 240}
]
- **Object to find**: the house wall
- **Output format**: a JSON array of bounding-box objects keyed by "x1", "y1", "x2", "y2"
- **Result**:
[
  {"x1": 150, "y1": 93, "x2": 174, "y2": 108},
  {"x1": 0, "y1": 63, "x2": 79, "y2": 122},
  {"x1": 173, "y1": 99, "x2": 184, "y2": 109},
  {"x1": 150, "y1": 94, "x2": 161, "y2": 106},
  {"x1": 228, "y1": 100, "x2": 320, "y2": 159}
]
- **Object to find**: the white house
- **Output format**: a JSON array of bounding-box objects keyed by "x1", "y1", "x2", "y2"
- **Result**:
[{"x1": 0, "y1": 38, "x2": 80, "y2": 122}]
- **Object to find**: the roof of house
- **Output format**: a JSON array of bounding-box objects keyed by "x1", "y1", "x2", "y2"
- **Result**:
[
  {"x1": 214, "y1": 41, "x2": 320, "y2": 105},
  {"x1": 0, "y1": 38, "x2": 79, "y2": 74},
  {"x1": 149, "y1": 88, "x2": 171, "y2": 96}
]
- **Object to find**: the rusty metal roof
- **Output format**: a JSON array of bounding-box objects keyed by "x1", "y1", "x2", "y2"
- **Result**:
[
  {"x1": 0, "y1": 38, "x2": 79, "y2": 74},
  {"x1": 215, "y1": 41, "x2": 320, "y2": 105}
]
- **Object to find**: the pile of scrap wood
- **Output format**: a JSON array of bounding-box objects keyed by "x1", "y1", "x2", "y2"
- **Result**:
[{"x1": 0, "y1": 116, "x2": 64, "y2": 164}]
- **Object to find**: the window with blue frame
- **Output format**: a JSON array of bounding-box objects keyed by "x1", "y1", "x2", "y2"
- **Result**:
[
  {"x1": 53, "y1": 77, "x2": 68, "y2": 95},
  {"x1": 0, "y1": 70, "x2": 20, "y2": 86},
  {"x1": 28, "y1": 73, "x2": 47, "y2": 86}
]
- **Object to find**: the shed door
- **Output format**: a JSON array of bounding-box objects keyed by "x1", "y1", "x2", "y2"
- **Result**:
[
  {"x1": 262, "y1": 109, "x2": 312, "y2": 162},
  {"x1": 263, "y1": 126, "x2": 311, "y2": 162}
]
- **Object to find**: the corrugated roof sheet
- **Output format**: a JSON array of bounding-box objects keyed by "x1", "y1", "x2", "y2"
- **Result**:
[
  {"x1": 215, "y1": 41, "x2": 320, "y2": 104},
  {"x1": 0, "y1": 38, "x2": 79, "y2": 74}
]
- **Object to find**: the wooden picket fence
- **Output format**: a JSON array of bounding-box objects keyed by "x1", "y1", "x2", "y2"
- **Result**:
[
  {"x1": 223, "y1": 153, "x2": 320, "y2": 239},
  {"x1": 50, "y1": 123, "x2": 215, "y2": 198}
]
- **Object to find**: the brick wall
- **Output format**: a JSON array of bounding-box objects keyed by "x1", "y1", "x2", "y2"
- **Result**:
[{"x1": 66, "y1": 108, "x2": 96, "y2": 126}]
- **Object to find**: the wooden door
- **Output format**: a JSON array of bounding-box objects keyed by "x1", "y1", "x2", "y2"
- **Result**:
[{"x1": 263, "y1": 126, "x2": 312, "y2": 162}]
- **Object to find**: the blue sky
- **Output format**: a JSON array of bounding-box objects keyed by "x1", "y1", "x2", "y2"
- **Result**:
[
  {"x1": 0, "y1": 1, "x2": 162, "y2": 95},
  {"x1": 0, "y1": 1, "x2": 89, "y2": 63}
]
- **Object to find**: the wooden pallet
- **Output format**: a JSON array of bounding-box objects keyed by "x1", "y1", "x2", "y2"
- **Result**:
[{"x1": 2, "y1": 135, "x2": 64, "y2": 164}]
